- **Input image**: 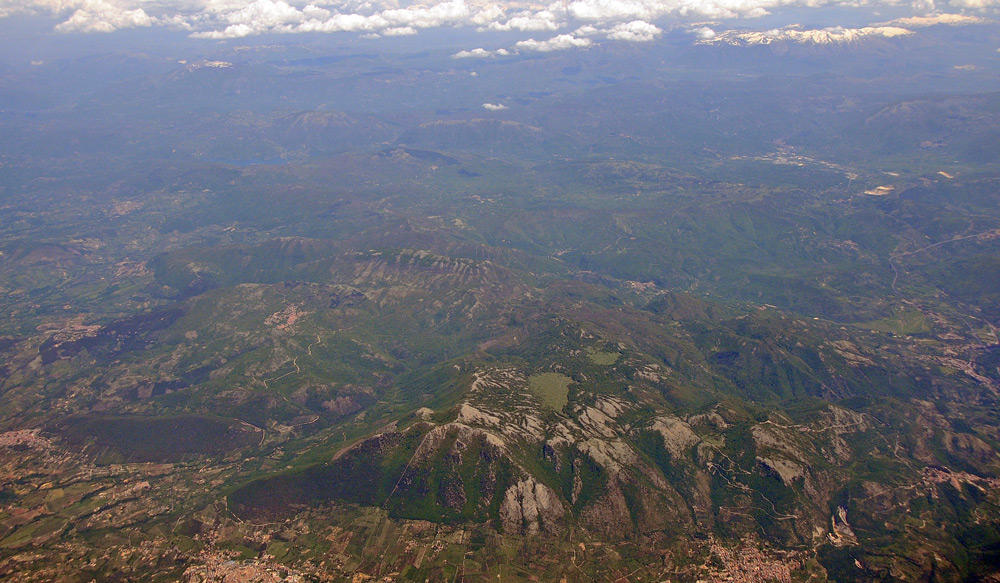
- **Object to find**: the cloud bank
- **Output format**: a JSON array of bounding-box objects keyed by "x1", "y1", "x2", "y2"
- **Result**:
[{"x1": 1, "y1": 0, "x2": 997, "y2": 53}]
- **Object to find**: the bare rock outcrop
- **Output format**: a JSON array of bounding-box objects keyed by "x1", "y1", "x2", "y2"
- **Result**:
[{"x1": 500, "y1": 478, "x2": 564, "y2": 535}]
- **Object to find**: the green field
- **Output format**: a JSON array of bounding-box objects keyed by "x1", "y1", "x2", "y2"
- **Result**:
[
  {"x1": 857, "y1": 308, "x2": 931, "y2": 335},
  {"x1": 586, "y1": 347, "x2": 620, "y2": 365},
  {"x1": 528, "y1": 373, "x2": 572, "y2": 411}
]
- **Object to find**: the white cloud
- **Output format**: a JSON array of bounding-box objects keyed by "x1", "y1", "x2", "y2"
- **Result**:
[
  {"x1": 482, "y1": 9, "x2": 558, "y2": 31},
  {"x1": 691, "y1": 25, "x2": 717, "y2": 39},
  {"x1": 515, "y1": 33, "x2": 592, "y2": 51},
  {"x1": 294, "y1": 13, "x2": 388, "y2": 34},
  {"x1": 182, "y1": 0, "x2": 472, "y2": 38},
  {"x1": 571, "y1": 19, "x2": 659, "y2": 40},
  {"x1": 482, "y1": 102, "x2": 507, "y2": 109},
  {"x1": 382, "y1": 25, "x2": 416, "y2": 34},
  {"x1": 950, "y1": 0, "x2": 996, "y2": 7},
  {"x1": 879, "y1": 13, "x2": 990, "y2": 25},
  {"x1": 566, "y1": 0, "x2": 649, "y2": 22},
  {"x1": 469, "y1": 3, "x2": 503, "y2": 25},
  {"x1": 156, "y1": 12, "x2": 195, "y2": 30},
  {"x1": 45, "y1": 0, "x2": 154, "y2": 33},
  {"x1": 452, "y1": 46, "x2": 510, "y2": 57},
  {"x1": 562, "y1": 0, "x2": 775, "y2": 22},
  {"x1": 391, "y1": 0, "x2": 469, "y2": 28},
  {"x1": 605, "y1": 19, "x2": 660, "y2": 40},
  {"x1": 223, "y1": 0, "x2": 303, "y2": 29}
]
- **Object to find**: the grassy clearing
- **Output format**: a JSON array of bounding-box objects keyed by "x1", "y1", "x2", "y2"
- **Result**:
[
  {"x1": 586, "y1": 347, "x2": 620, "y2": 365},
  {"x1": 528, "y1": 372, "x2": 572, "y2": 411},
  {"x1": 856, "y1": 308, "x2": 930, "y2": 335}
]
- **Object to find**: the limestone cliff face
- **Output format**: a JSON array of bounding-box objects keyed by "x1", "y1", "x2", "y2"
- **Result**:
[{"x1": 499, "y1": 478, "x2": 564, "y2": 535}]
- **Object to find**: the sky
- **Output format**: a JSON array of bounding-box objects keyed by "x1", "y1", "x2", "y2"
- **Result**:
[{"x1": 0, "y1": 0, "x2": 995, "y2": 55}]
